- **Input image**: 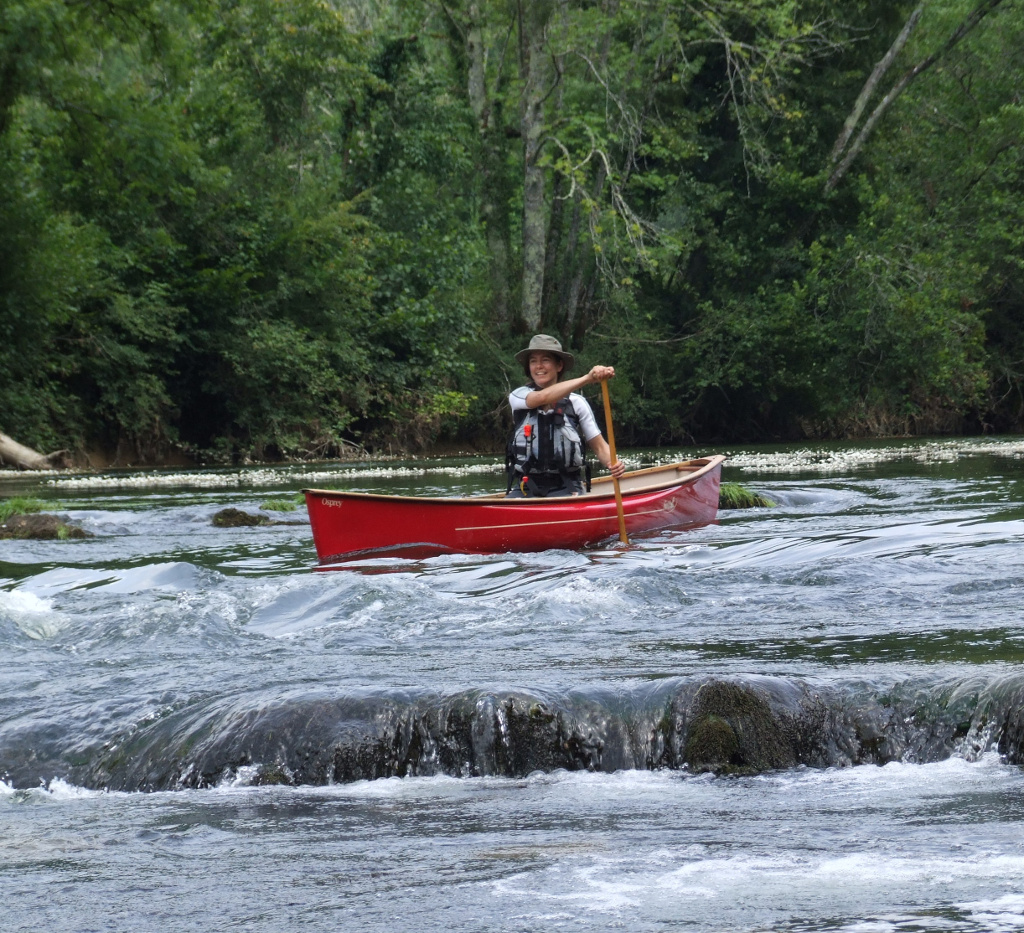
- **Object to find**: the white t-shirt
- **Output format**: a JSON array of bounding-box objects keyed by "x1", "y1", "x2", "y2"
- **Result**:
[{"x1": 509, "y1": 385, "x2": 602, "y2": 442}]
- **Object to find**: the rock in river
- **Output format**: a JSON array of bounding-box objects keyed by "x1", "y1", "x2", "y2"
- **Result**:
[{"x1": 0, "y1": 513, "x2": 91, "y2": 540}]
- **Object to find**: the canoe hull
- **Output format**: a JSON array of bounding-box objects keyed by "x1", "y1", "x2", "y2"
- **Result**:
[{"x1": 304, "y1": 456, "x2": 724, "y2": 562}]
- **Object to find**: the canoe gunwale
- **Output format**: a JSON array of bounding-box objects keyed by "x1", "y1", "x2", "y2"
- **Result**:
[{"x1": 303, "y1": 456, "x2": 725, "y2": 506}]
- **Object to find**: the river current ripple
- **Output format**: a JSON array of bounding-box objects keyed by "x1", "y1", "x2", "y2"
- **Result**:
[{"x1": 3, "y1": 438, "x2": 1024, "y2": 932}]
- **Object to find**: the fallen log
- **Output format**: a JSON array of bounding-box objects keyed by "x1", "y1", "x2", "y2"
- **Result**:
[{"x1": 0, "y1": 431, "x2": 70, "y2": 470}]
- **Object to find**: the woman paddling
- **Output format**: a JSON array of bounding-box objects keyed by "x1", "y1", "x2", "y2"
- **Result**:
[{"x1": 506, "y1": 334, "x2": 626, "y2": 498}]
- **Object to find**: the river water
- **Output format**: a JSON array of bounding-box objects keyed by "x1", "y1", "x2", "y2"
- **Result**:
[{"x1": 3, "y1": 437, "x2": 1024, "y2": 932}]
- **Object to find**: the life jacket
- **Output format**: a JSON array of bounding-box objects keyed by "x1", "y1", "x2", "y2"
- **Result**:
[{"x1": 506, "y1": 390, "x2": 587, "y2": 493}]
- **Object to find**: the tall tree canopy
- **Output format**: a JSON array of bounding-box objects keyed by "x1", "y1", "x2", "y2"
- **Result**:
[{"x1": 1, "y1": 0, "x2": 1022, "y2": 461}]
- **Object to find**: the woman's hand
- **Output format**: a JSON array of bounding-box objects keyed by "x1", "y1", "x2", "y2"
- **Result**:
[
  {"x1": 588, "y1": 436, "x2": 626, "y2": 477},
  {"x1": 587, "y1": 365, "x2": 615, "y2": 383}
]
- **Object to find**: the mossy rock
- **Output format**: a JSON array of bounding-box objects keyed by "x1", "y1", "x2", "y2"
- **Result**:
[
  {"x1": 0, "y1": 497, "x2": 48, "y2": 522},
  {"x1": 259, "y1": 498, "x2": 298, "y2": 512},
  {"x1": 212, "y1": 508, "x2": 269, "y2": 527},
  {"x1": 251, "y1": 763, "x2": 295, "y2": 786},
  {"x1": 0, "y1": 513, "x2": 91, "y2": 540},
  {"x1": 685, "y1": 715, "x2": 741, "y2": 768},
  {"x1": 683, "y1": 681, "x2": 799, "y2": 775},
  {"x1": 719, "y1": 482, "x2": 775, "y2": 510}
]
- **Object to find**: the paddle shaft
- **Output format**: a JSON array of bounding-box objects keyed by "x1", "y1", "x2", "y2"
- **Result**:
[{"x1": 600, "y1": 379, "x2": 629, "y2": 545}]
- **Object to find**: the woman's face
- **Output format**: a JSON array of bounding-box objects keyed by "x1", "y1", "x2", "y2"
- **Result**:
[{"x1": 529, "y1": 352, "x2": 563, "y2": 389}]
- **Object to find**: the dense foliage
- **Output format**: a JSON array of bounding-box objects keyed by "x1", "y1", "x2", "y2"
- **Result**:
[{"x1": 1, "y1": 0, "x2": 1022, "y2": 462}]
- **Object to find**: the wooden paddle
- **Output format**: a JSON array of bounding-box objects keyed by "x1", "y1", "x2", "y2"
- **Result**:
[{"x1": 600, "y1": 379, "x2": 629, "y2": 545}]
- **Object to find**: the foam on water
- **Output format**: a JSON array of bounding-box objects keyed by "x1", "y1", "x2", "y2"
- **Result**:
[
  {"x1": 0, "y1": 588, "x2": 69, "y2": 640},
  {"x1": 724, "y1": 437, "x2": 1024, "y2": 473},
  {"x1": 178, "y1": 750, "x2": 1020, "y2": 806},
  {"x1": 41, "y1": 777, "x2": 109, "y2": 800},
  {"x1": 44, "y1": 459, "x2": 507, "y2": 490},
  {"x1": 544, "y1": 850, "x2": 1024, "y2": 916},
  {"x1": 478, "y1": 756, "x2": 1024, "y2": 930},
  {"x1": 956, "y1": 894, "x2": 1024, "y2": 932},
  {"x1": 0, "y1": 776, "x2": 111, "y2": 802},
  {"x1": 26, "y1": 436, "x2": 1024, "y2": 494},
  {"x1": 5, "y1": 757, "x2": 1022, "y2": 932}
]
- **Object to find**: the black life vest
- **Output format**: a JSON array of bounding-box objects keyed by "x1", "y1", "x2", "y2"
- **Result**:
[{"x1": 506, "y1": 391, "x2": 587, "y2": 491}]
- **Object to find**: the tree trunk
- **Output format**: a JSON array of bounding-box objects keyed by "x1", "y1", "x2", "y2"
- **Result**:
[
  {"x1": 0, "y1": 432, "x2": 69, "y2": 470},
  {"x1": 828, "y1": 5, "x2": 923, "y2": 167},
  {"x1": 519, "y1": 1, "x2": 555, "y2": 331},
  {"x1": 825, "y1": 0, "x2": 1007, "y2": 193},
  {"x1": 541, "y1": 159, "x2": 567, "y2": 325},
  {"x1": 465, "y1": 2, "x2": 513, "y2": 326}
]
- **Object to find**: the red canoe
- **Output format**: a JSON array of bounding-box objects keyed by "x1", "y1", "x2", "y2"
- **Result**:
[{"x1": 303, "y1": 456, "x2": 725, "y2": 562}]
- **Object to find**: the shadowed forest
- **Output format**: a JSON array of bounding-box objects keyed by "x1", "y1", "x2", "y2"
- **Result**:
[{"x1": 1, "y1": 0, "x2": 1022, "y2": 465}]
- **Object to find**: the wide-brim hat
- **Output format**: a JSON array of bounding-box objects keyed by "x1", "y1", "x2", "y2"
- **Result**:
[{"x1": 514, "y1": 334, "x2": 575, "y2": 373}]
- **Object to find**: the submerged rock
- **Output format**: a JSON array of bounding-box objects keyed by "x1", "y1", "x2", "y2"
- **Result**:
[
  {"x1": 212, "y1": 508, "x2": 269, "y2": 527},
  {"x1": 0, "y1": 513, "x2": 91, "y2": 540},
  {"x1": 7, "y1": 674, "x2": 1010, "y2": 792},
  {"x1": 211, "y1": 508, "x2": 307, "y2": 527},
  {"x1": 682, "y1": 681, "x2": 800, "y2": 774},
  {"x1": 662, "y1": 679, "x2": 806, "y2": 775}
]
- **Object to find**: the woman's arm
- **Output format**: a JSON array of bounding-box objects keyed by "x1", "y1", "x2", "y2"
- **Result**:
[
  {"x1": 587, "y1": 435, "x2": 626, "y2": 478},
  {"x1": 524, "y1": 365, "x2": 616, "y2": 409}
]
